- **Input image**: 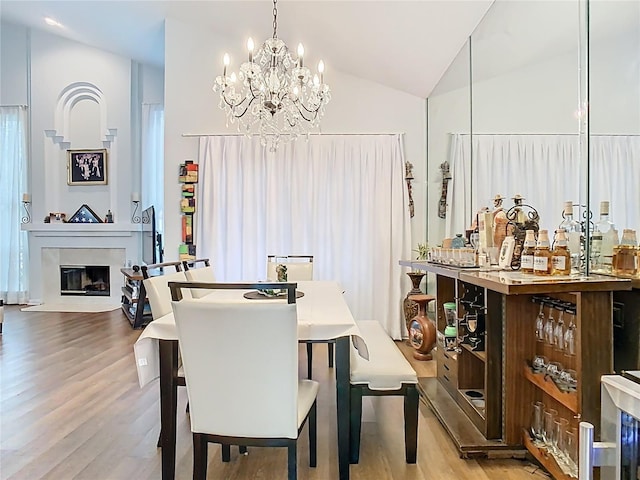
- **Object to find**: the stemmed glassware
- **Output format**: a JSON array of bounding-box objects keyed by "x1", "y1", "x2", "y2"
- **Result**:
[
  {"x1": 534, "y1": 297, "x2": 547, "y2": 343},
  {"x1": 563, "y1": 304, "x2": 577, "y2": 356},
  {"x1": 543, "y1": 300, "x2": 556, "y2": 346},
  {"x1": 553, "y1": 305, "x2": 565, "y2": 352}
]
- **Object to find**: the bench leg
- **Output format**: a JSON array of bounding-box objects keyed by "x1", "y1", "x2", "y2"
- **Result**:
[
  {"x1": 404, "y1": 385, "x2": 419, "y2": 464},
  {"x1": 349, "y1": 386, "x2": 363, "y2": 464},
  {"x1": 306, "y1": 342, "x2": 313, "y2": 379},
  {"x1": 328, "y1": 342, "x2": 334, "y2": 368}
]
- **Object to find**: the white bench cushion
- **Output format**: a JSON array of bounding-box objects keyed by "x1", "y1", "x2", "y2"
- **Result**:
[{"x1": 351, "y1": 321, "x2": 418, "y2": 390}]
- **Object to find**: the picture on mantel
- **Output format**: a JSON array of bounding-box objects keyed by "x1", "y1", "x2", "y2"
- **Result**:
[{"x1": 67, "y1": 149, "x2": 108, "y2": 185}]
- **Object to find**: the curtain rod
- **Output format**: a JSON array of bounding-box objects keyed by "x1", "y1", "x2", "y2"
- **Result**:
[
  {"x1": 0, "y1": 104, "x2": 28, "y2": 108},
  {"x1": 182, "y1": 132, "x2": 404, "y2": 137},
  {"x1": 450, "y1": 132, "x2": 639, "y2": 137}
]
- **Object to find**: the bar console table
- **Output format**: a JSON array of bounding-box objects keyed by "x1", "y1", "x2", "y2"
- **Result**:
[{"x1": 399, "y1": 260, "x2": 631, "y2": 478}]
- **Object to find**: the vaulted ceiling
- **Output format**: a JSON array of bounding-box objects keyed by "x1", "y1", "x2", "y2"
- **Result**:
[{"x1": 0, "y1": 1, "x2": 493, "y2": 98}]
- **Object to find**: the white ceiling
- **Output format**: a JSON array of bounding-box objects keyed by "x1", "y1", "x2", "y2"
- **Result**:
[{"x1": 0, "y1": 0, "x2": 493, "y2": 98}]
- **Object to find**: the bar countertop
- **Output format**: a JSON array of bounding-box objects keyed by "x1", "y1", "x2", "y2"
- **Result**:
[{"x1": 399, "y1": 260, "x2": 632, "y2": 295}]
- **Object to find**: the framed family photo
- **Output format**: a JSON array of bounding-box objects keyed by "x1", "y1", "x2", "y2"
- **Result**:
[{"x1": 67, "y1": 149, "x2": 108, "y2": 185}]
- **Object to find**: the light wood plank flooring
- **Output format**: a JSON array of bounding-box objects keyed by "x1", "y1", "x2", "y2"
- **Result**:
[{"x1": 0, "y1": 306, "x2": 547, "y2": 479}]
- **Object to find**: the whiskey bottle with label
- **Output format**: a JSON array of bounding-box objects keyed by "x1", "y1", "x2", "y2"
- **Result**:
[
  {"x1": 551, "y1": 229, "x2": 571, "y2": 275},
  {"x1": 533, "y1": 229, "x2": 552, "y2": 276},
  {"x1": 520, "y1": 230, "x2": 537, "y2": 274},
  {"x1": 612, "y1": 229, "x2": 638, "y2": 276}
]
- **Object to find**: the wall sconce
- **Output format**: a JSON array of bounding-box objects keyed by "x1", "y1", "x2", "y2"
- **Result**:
[
  {"x1": 131, "y1": 192, "x2": 141, "y2": 223},
  {"x1": 404, "y1": 161, "x2": 415, "y2": 218},
  {"x1": 21, "y1": 193, "x2": 31, "y2": 224}
]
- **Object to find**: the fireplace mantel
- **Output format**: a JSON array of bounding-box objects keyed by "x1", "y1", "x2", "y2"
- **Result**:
[{"x1": 22, "y1": 223, "x2": 140, "y2": 237}]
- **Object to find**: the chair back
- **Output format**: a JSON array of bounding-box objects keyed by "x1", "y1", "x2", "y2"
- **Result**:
[
  {"x1": 170, "y1": 282, "x2": 300, "y2": 439},
  {"x1": 143, "y1": 271, "x2": 191, "y2": 319},
  {"x1": 183, "y1": 264, "x2": 216, "y2": 299},
  {"x1": 141, "y1": 261, "x2": 183, "y2": 279},
  {"x1": 267, "y1": 255, "x2": 313, "y2": 281}
]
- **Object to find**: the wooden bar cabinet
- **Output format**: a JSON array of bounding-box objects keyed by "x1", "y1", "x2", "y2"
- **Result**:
[{"x1": 400, "y1": 261, "x2": 631, "y2": 478}]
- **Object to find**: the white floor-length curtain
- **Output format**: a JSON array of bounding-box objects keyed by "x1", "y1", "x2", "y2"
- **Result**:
[
  {"x1": 447, "y1": 134, "x2": 582, "y2": 236},
  {"x1": 196, "y1": 134, "x2": 411, "y2": 338},
  {"x1": 590, "y1": 135, "x2": 640, "y2": 230},
  {"x1": 0, "y1": 106, "x2": 29, "y2": 304},
  {"x1": 141, "y1": 104, "x2": 165, "y2": 234}
]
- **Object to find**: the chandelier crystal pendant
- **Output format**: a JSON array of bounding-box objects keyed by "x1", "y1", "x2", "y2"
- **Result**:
[{"x1": 213, "y1": 0, "x2": 331, "y2": 150}]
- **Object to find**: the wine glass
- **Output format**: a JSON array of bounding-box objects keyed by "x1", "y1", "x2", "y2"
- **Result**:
[
  {"x1": 543, "y1": 301, "x2": 556, "y2": 346},
  {"x1": 535, "y1": 299, "x2": 546, "y2": 343},
  {"x1": 542, "y1": 408, "x2": 558, "y2": 448},
  {"x1": 563, "y1": 305, "x2": 577, "y2": 356},
  {"x1": 553, "y1": 307, "x2": 565, "y2": 352}
]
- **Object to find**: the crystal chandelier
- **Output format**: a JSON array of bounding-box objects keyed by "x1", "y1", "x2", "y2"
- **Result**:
[{"x1": 213, "y1": 0, "x2": 331, "y2": 150}]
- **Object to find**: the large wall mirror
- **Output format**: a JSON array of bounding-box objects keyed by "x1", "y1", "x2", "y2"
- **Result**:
[
  {"x1": 427, "y1": 39, "x2": 471, "y2": 248},
  {"x1": 468, "y1": 0, "x2": 582, "y2": 236},
  {"x1": 588, "y1": 0, "x2": 640, "y2": 242}
]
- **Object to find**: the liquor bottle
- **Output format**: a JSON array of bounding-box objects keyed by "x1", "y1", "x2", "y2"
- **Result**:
[
  {"x1": 551, "y1": 229, "x2": 571, "y2": 275},
  {"x1": 591, "y1": 201, "x2": 616, "y2": 273},
  {"x1": 520, "y1": 230, "x2": 537, "y2": 274},
  {"x1": 559, "y1": 201, "x2": 581, "y2": 272},
  {"x1": 533, "y1": 229, "x2": 552, "y2": 276},
  {"x1": 612, "y1": 229, "x2": 638, "y2": 276}
]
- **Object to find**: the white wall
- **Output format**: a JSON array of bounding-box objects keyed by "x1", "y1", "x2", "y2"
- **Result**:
[
  {"x1": 1, "y1": 22, "x2": 28, "y2": 105},
  {"x1": 163, "y1": 17, "x2": 427, "y2": 262}
]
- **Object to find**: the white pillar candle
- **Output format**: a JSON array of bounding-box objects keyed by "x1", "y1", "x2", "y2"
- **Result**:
[
  {"x1": 22, "y1": 193, "x2": 31, "y2": 203},
  {"x1": 131, "y1": 192, "x2": 140, "y2": 202}
]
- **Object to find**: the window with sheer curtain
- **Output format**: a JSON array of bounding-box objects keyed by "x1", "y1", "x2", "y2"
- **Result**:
[
  {"x1": 141, "y1": 104, "x2": 165, "y2": 234},
  {"x1": 195, "y1": 134, "x2": 411, "y2": 339},
  {"x1": 0, "y1": 106, "x2": 29, "y2": 304},
  {"x1": 446, "y1": 133, "x2": 640, "y2": 237}
]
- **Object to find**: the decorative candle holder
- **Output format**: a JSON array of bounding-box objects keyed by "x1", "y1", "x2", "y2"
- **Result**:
[
  {"x1": 131, "y1": 200, "x2": 141, "y2": 224},
  {"x1": 21, "y1": 199, "x2": 32, "y2": 224}
]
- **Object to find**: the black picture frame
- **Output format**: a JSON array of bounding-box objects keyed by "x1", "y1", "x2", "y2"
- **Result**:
[{"x1": 67, "y1": 149, "x2": 108, "y2": 185}]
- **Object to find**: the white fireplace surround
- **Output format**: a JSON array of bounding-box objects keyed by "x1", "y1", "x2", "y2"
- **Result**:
[{"x1": 23, "y1": 223, "x2": 140, "y2": 307}]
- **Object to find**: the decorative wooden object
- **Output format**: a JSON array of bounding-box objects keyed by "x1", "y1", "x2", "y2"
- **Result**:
[
  {"x1": 408, "y1": 294, "x2": 436, "y2": 361},
  {"x1": 403, "y1": 272, "x2": 426, "y2": 337}
]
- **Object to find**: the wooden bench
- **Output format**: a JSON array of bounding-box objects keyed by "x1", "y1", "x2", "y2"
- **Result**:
[{"x1": 349, "y1": 321, "x2": 419, "y2": 464}]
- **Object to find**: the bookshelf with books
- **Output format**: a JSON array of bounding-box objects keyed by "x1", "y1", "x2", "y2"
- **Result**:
[{"x1": 179, "y1": 161, "x2": 198, "y2": 262}]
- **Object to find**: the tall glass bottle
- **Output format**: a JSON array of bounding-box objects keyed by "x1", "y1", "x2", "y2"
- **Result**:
[
  {"x1": 613, "y1": 229, "x2": 638, "y2": 276},
  {"x1": 559, "y1": 201, "x2": 581, "y2": 272},
  {"x1": 520, "y1": 230, "x2": 537, "y2": 274},
  {"x1": 591, "y1": 201, "x2": 616, "y2": 273},
  {"x1": 551, "y1": 229, "x2": 571, "y2": 275},
  {"x1": 533, "y1": 229, "x2": 552, "y2": 276}
]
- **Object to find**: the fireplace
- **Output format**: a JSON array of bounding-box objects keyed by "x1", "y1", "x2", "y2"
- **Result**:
[{"x1": 60, "y1": 265, "x2": 110, "y2": 296}]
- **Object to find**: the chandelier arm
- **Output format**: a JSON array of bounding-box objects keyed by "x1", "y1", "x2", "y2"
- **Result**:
[
  {"x1": 221, "y1": 90, "x2": 254, "y2": 118},
  {"x1": 272, "y1": 0, "x2": 278, "y2": 39},
  {"x1": 292, "y1": 103, "x2": 319, "y2": 123}
]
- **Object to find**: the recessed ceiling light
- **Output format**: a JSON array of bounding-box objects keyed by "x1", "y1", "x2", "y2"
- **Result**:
[{"x1": 44, "y1": 17, "x2": 63, "y2": 28}]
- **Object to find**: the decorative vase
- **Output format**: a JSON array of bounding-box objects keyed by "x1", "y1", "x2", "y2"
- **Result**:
[
  {"x1": 403, "y1": 272, "x2": 426, "y2": 339},
  {"x1": 408, "y1": 294, "x2": 437, "y2": 361}
]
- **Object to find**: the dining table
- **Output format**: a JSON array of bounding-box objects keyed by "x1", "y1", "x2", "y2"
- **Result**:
[{"x1": 134, "y1": 280, "x2": 367, "y2": 480}]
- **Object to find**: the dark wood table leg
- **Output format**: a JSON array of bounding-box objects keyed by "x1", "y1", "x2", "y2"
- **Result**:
[
  {"x1": 159, "y1": 339, "x2": 178, "y2": 480},
  {"x1": 335, "y1": 336, "x2": 351, "y2": 480}
]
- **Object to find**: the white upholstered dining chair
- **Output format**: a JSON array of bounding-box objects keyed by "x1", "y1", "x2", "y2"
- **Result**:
[
  {"x1": 182, "y1": 258, "x2": 215, "y2": 298},
  {"x1": 169, "y1": 281, "x2": 318, "y2": 480},
  {"x1": 266, "y1": 255, "x2": 332, "y2": 379}
]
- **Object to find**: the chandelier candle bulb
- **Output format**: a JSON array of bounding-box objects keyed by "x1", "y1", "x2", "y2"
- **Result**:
[
  {"x1": 223, "y1": 53, "x2": 229, "y2": 77},
  {"x1": 297, "y1": 43, "x2": 304, "y2": 67},
  {"x1": 247, "y1": 38, "x2": 254, "y2": 62}
]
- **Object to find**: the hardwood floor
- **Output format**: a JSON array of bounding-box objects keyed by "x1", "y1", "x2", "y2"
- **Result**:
[{"x1": 0, "y1": 306, "x2": 547, "y2": 479}]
